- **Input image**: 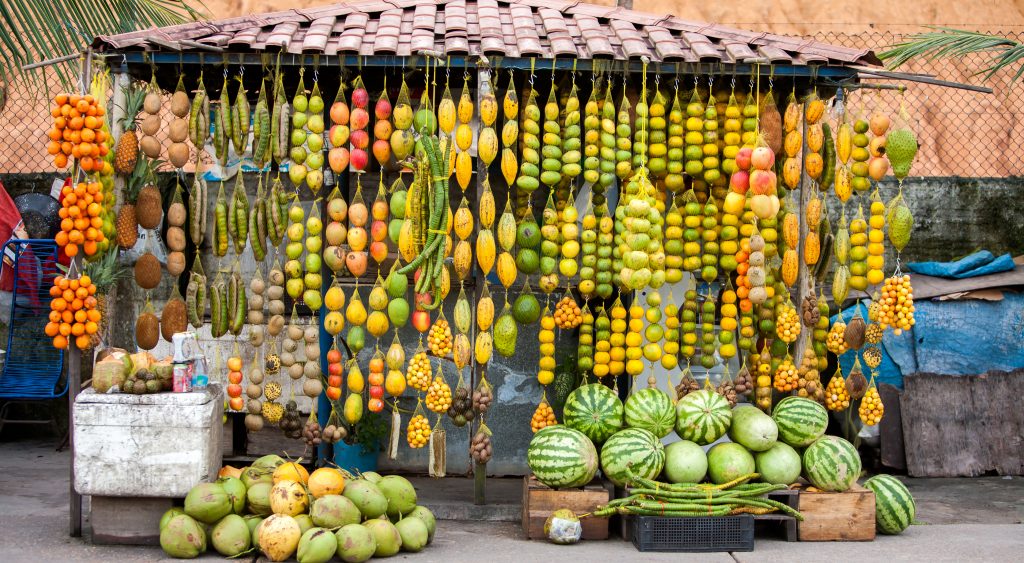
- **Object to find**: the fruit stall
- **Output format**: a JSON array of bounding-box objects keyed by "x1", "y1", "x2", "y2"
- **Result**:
[{"x1": 35, "y1": 0, "x2": 966, "y2": 556}]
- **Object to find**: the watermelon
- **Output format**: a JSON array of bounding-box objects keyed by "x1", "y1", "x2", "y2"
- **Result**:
[
  {"x1": 864, "y1": 474, "x2": 916, "y2": 534},
  {"x1": 754, "y1": 442, "x2": 802, "y2": 485},
  {"x1": 674, "y1": 390, "x2": 732, "y2": 445},
  {"x1": 802, "y1": 435, "x2": 862, "y2": 492},
  {"x1": 563, "y1": 383, "x2": 623, "y2": 444},
  {"x1": 527, "y1": 426, "x2": 599, "y2": 489},
  {"x1": 772, "y1": 396, "x2": 828, "y2": 447},
  {"x1": 624, "y1": 387, "x2": 675, "y2": 438},
  {"x1": 707, "y1": 442, "x2": 755, "y2": 484},
  {"x1": 728, "y1": 405, "x2": 778, "y2": 452},
  {"x1": 663, "y1": 440, "x2": 707, "y2": 484},
  {"x1": 599, "y1": 428, "x2": 665, "y2": 487}
]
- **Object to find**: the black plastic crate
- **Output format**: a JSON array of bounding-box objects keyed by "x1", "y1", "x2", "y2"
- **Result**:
[{"x1": 631, "y1": 514, "x2": 755, "y2": 552}]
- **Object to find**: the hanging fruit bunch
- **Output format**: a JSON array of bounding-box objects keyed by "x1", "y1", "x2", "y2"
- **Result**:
[
  {"x1": 470, "y1": 423, "x2": 493, "y2": 464},
  {"x1": 367, "y1": 351, "x2": 385, "y2": 413},
  {"x1": 366, "y1": 276, "x2": 391, "y2": 340},
  {"x1": 373, "y1": 84, "x2": 393, "y2": 168},
  {"x1": 226, "y1": 354, "x2": 244, "y2": 411},
  {"x1": 477, "y1": 181, "x2": 496, "y2": 277},
  {"x1": 345, "y1": 286, "x2": 367, "y2": 355},
  {"x1": 500, "y1": 74, "x2": 519, "y2": 188},
  {"x1": 454, "y1": 75, "x2": 474, "y2": 191},
  {"x1": 245, "y1": 355, "x2": 265, "y2": 432},
  {"x1": 45, "y1": 273, "x2": 99, "y2": 350},
  {"x1": 848, "y1": 206, "x2": 869, "y2": 292},
  {"x1": 326, "y1": 347, "x2": 344, "y2": 401},
  {"x1": 530, "y1": 394, "x2": 557, "y2": 433},
  {"x1": 344, "y1": 358, "x2": 364, "y2": 426},
  {"x1": 48, "y1": 92, "x2": 108, "y2": 172},
  {"x1": 56, "y1": 179, "x2": 106, "y2": 259},
  {"x1": 539, "y1": 193, "x2": 561, "y2": 291},
  {"x1": 328, "y1": 80, "x2": 351, "y2": 173},
  {"x1": 407, "y1": 406, "x2": 430, "y2": 449},
  {"x1": 391, "y1": 78, "x2": 415, "y2": 166},
  {"x1": 384, "y1": 334, "x2": 407, "y2": 398},
  {"x1": 349, "y1": 76, "x2": 370, "y2": 173},
  {"x1": 868, "y1": 109, "x2": 890, "y2": 182}
]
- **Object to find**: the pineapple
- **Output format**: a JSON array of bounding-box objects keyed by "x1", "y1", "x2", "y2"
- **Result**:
[
  {"x1": 114, "y1": 85, "x2": 145, "y2": 174},
  {"x1": 116, "y1": 160, "x2": 146, "y2": 249}
]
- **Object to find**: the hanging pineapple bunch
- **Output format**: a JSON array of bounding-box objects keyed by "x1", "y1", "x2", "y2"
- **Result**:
[{"x1": 114, "y1": 83, "x2": 145, "y2": 175}]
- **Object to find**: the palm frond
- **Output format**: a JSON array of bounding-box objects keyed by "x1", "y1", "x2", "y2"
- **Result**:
[
  {"x1": 0, "y1": 0, "x2": 208, "y2": 94},
  {"x1": 880, "y1": 27, "x2": 1024, "y2": 81}
]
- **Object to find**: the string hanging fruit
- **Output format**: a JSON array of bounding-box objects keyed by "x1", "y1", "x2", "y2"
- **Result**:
[
  {"x1": 797, "y1": 337, "x2": 825, "y2": 403},
  {"x1": 859, "y1": 376, "x2": 884, "y2": 426},
  {"x1": 684, "y1": 86, "x2": 704, "y2": 181},
  {"x1": 879, "y1": 274, "x2": 915, "y2": 335},
  {"x1": 368, "y1": 183, "x2": 390, "y2": 265},
  {"x1": 608, "y1": 298, "x2": 627, "y2": 377},
  {"x1": 722, "y1": 90, "x2": 742, "y2": 178},
  {"x1": 597, "y1": 79, "x2": 617, "y2": 199},
  {"x1": 56, "y1": 180, "x2": 105, "y2": 259},
  {"x1": 773, "y1": 354, "x2": 798, "y2": 393},
  {"x1": 648, "y1": 84, "x2": 669, "y2": 180},
  {"x1": 702, "y1": 87, "x2": 720, "y2": 186},
  {"x1": 718, "y1": 285, "x2": 738, "y2": 362},
  {"x1": 537, "y1": 306, "x2": 556, "y2": 385},
  {"x1": 558, "y1": 192, "x2": 580, "y2": 279},
  {"x1": 592, "y1": 307, "x2": 612, "y2": 379},
  {"x1": 804, "y1": 91, "x2": 825, "y2": 181},
  {"x1": 328, "y1": 80, "x2": 351, "y2": 173},
  {"x1": 665, "y1": 83, "x2": 686, "y2": 193},
  {"x1": 554, "y1": 294, "x2": 583, "y2": 330},
  {"x1": 578, "y1": 197, "x2": 598, "y2": 298},
  {"x1": 848, "y1": 205, "x2": 869, "y2": 291},
  {"x1": 561, "y1": 80, "x2": 583, "y2": 186},
  {"x1": 867, "y1": 108, "x2": 891, "y2": 182},
  {"x1": 345, "y1": 285, "x2": 368, "y2": 355},
  {"x1": 454, "y1": 75, "x2": 475, "y2": 191},
  {"x1": 500, "y1": 73, "x2": 519, "y2": 187},
  {"x1": 850, "y1": 108, "x2": 871, "y2": 192},
  {"x1": 349, "y1": 75, "x2": 370, "y2": 173},
  {"x1": 517, "y1": 84, "x2": 541, "y2": 195},
  {"x1": 45, "y1": 272, "x2": 99, "y2": 351},
  {"x1": 576, "y1": 304, "x2": 595, "y2": 375},
  {"x1": 538, "y1": 193, "x2": 561, "y2": 291},
  {"x1": 681, "y1": 285, "x2": 699, "y2": 361},
  {"x1": 642, "y1": 291, "x2": 664, "y2": 368},
  {"x1": 699, "y1": 290, "x2": 717, "y2": 370},
  {"x1": 615, "y1": 82, "x2": 633, "y2": 181},
  {"x1": 813, "y1": 291, "x2": 830, "y2": 370},
  {"x1": 867, "y1": 192, "x2": 886, "y2": 287},
  {"x1": 752, "y1": 348, "x2": 772, "y2": 410},
  {"x1": 372, "y1": 82, "x2": 393, "y2": 168},
  {"x1": 595, "y1": 203, "x2": 615, "y2": 299},
  {"x1": 681, "y1": 190, "x2": 702, "y2": 272},
  {"x1": 661, "y1": 294, "x2": 680, "y2": 371},
  {"x1": 302, "y1": 201, "x2": 323, "y2": 309},
  {"x1": 530, "y1": 394, "x2": 557, "y2": 433},
  {"x1": 425, "y1": 362, "x2": 453, "y2": 414},
  {"x1": 583, "y1": 79, "x2": 601, "y2": 188},
  {"x1": 49, "y1": 90, "x2": 108, "y2": 173}
]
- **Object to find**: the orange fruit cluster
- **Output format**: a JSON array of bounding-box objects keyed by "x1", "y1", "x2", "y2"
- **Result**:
[
  {"x1": 406, "y1": 414, "x2": 430, "y2": 448},
  {"x1": 326, "y1": 349, "x2": 344, "y2": 401},
  {"x1": 47, "y1": 94, "x2": 109, "y2": 172},
  {"x1": 530, "y1": 400, "x2": 557, "y2": 433},
  {"x1": 226, "y1": 356, "x2": 244, "y2": 411},
  {"x1": 553, "y1": 295, "x2": 582, "y2": 329},
  {"x1": 45, "y1": 274, "x2": 99, "y2": 350},
  {"x1": 56, "y1": 181, "x2": 106, "y2": 257},
  {"x1": 773, "y1": 358, "x2": 799, "y2": 393}
]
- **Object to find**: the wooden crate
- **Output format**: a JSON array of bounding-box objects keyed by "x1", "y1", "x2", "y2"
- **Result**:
[
  {"x1": 522, "y1": 475, "x2": 611, "y2": 540},
  {"x1": 90, "y1": 496, "x2": 175, "y2": 545},
  {"x1": 797, "y1": 484, "x2": 876, "y2": 541}
]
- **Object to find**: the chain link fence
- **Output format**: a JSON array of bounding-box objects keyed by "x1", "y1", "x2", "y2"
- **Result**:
[{"x1": 2, "y1": 30, "x2": 1023, "y2": 177}]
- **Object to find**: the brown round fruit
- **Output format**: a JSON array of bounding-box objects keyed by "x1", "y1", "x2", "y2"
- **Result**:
[{"x1": 134, "y1": 253, "x2": 162, "y2": 289}]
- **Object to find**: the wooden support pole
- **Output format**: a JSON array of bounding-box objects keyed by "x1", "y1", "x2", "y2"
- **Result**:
[{"x1": 69, "y1": 48, "x2": 95, "y2": 539}]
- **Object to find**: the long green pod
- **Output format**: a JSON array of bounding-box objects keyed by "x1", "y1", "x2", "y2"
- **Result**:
[
  {"x1": 209, "y1": 282, "x2": 224, "y2": 337},
  {"x1": 250, "y1": 202, "x2": 265, "y2": 261},
  {"x1": 821, "y1": 122, "x2": 836, "y2": 191},
  {"x1": 235, "y1": 178, "x2": 250, "y2": 254},
  {"x1": 232, "y1": 75, "x2": 250, "y2": 154},
  {"x1": 230, "y1": 272, "x2": 245, "y2": 335},
  {"x1": 186, "y1": 275, "x2": 200, "y2": 328},
  {"x1": 227, "y1": 178, "x2": 238, "y2": 250},
  {"x1": 194, "y1": 274, "x2": 206, "y2": 323}
]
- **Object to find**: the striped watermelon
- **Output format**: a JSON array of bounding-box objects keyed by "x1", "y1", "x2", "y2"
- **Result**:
[
  {"x1": 600, "y1": 428, "x2": 665, "y2": 487},
  {"x1": 772, "y1": 396, "x2": 828, "y2": 447},
  {"x1": 802, "y1": 435, "x2": 862, "y2": 492},
  {"x1": 674, "y1": 390, "x2": 732, "y2": 445},
  {"x1": 624, "y1": 387, "x2": 675, "y2": 438},
  {"x1": 864, "y1": 474, "x2": 916, "y2": 534},
  {"x1": 527, "y1": 425, "x2": 599, "y2": 489},
  {"x1": 563, "y1": 383, "x2": 623, "y2": 444}
]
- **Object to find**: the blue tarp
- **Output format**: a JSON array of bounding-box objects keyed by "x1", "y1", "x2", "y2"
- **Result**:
[
  {"x1": 907, "y1": 250, "x2": 1015, "y2": 279},
  {"x1": 833, "y1": 293, "x2": 1024, "y2": 389}
]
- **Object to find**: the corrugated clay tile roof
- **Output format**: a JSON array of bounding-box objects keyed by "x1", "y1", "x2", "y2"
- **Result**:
[{"x1": 91, "y1": 0, "x2": 881, "y2": 66}]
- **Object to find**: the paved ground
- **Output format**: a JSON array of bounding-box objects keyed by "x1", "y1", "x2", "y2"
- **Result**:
[{"x1": 0, "y1": 438, "x2": 1021, "y2": 562}]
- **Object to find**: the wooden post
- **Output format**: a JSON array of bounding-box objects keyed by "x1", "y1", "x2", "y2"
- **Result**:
[
  {"x1": 473, "y1": 64, "x2": 492, "y2": 505},
  {"x1": 69, "y1": 47, "x2": 96, "y2": 539}
]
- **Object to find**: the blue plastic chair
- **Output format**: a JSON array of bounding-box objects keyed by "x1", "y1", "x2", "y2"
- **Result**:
[{"x1": 0, "y1": 239, "x2": 65, "y2": 434}]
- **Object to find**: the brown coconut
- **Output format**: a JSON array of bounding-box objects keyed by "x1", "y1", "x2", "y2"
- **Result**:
[
  {"x1": 134, "y1": 253, "x2": 162, "y2": 289},
  {"x1": 167, "y1": 142, "x2": 189, "y2": 168},
  {"x1": 170, "y1": 91, "x2": 190, "y2": 117},
  {"x1": 136, "y1": 312, "x2": 159, "y2": 350},
  {"x1": 141, "y1": 135, "x2": 161, "y2": 159},
  {"x1": 168, "y1": 117, "x2": 188, "y2": 143}
]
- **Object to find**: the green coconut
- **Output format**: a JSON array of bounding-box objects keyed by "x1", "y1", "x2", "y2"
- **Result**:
[
  {"x1": 211, "y1": 514, "x2": 251, "y2": 557},
  {"x1": 343, "y1": 480, "x2": 388, "y2": 519},
  {"x1": 160, "y1": 514, "x2": 207, "y2": 558},
  {"x1": 408, "y1": 506, "x2": 436, "y2": 543},
  {"x1": 184, "y1": 482, "x2": 232, "y2": 525},
  {"x1": 335, "y1": 523, "x2": 377, "y2": 563},
  {"x1": 310, "y1": 494, "x2": 361, "y2": 529},
  {"x1": 378, "y1": 475, "x2": 417, "y2": 518},
  {"x1": 395, "y1": 516, "x2": 429, "y2": 552},
  {"x1": 217, "y1": 476, "x2": 247, "y2": 514},
  {"x1": 297, "y1": 527, "x2": 338, "y2": 563}
]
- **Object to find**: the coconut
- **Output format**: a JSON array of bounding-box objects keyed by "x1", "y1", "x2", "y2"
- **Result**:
[
  {"x1": 242, "y1": 465, "x2": 275, "y2": 489},
  {"x1": 343, "y1": 480, "x2": 388, "y2": 519},
  {"x1": 211, "y1": 514, "x2": 251, "y2": 556},
  {"x1": 408, "y1": 506, "x2": 436, "y2": 543},
  {"x1": 184, "y1": 482, "x2": 232, "y2": 525},
  {"x1": 244, "y1": 515, "x2": 263, "y2": 537},
  {"x1": 297, "y1": 527, "x2": 338, "y2": 563},
  {"x1": 270, "y1": 479, "x2": 309, "y2": 516},
  {"x1": 307, "y1": 468, "x2": 346, "y2": 499},
  {"x1": 259, "y1": 514, "x2": 301, "y2": 562},
  {"x1": 395, "y1": 516, "x2": 428, "y2": 552},
  {"x1": 335, "y1": 523, "x2": 377, "y2": 563},
  {"x1": 294, "y1": 514, "x2": 314, "y2": 535},
  {"x1": 378, "y1": 475, "x2": 417, "y2": 518},
  {"x1": 159, "y1": 507, "x2": 185, "y2": 531},
  {"x1": 363, "y1": 519, "x2": 401, "y2": 557},
  {"x1": 360, "y1": 471, "x2": 383, "y2": 484},
  {"x1": 246, "y1": 482, "x2": 272, "y2": 516},
  {"x1": 168, "y1": 142, "x2": 189, "y2": 168},
  {"x1": 217, "y1": 477, "x2": 247, "y2": 514},
  {"x1": 91, "y1": 356, "x2": 128, "y2": 393},
  {"x1": 250, "y1": 517, "x2": 265, "y2": 546},
  {"x1": 310, "y1": 494, "x2": 361, "y2": 529},
  {"x1": 160, "y1": 514, "x2": 206, "y2": 558},
  {"x1": 252, "y1": 454, "x2": 286, "y2": 470}
]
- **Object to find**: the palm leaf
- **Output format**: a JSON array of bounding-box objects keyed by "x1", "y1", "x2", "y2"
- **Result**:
[
  {"x1": 880, "y1": 27, "x2": 1024, "y2": 81},
  {"x1": 0, "y1": 0, "x2": 207, "y2": 94}
]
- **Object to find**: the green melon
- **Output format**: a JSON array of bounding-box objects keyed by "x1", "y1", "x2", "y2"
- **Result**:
[
  {"x1": 864, "y1": 474, "x2": 916, "y2": 534},
  {"x1": 707, "y1": 442, "x2": 755, "y2": 485},
  {"x1": 624, "y1": 387, "x2": 675, "y2": 438},
  {"x1": 663, "y1": 440, "x2": 708, "y2": 484},
  {"x1": 600, "y1": 428, "x2": 665, "y2": 487},
  {"x1": 512, "y1": 292, "x2": 542, "y2": 324},
  {"x1": 674, "y1": 390, "x2": 732, "y2": 445},
  {"x1": 728, "y1": 405, "x2": 778, "y2": 452},
  {"x1": 754, "y1": 442, "x2": 802, "y2": 485},
  {"x1": 772, "y1": 396, "x2": 828, "y2": 447},
  {"x1": 563, "y1": 383, "x2": 623, "y2": 445},
  {"x1": 802, "y1": 435, "x2": 861, "y2": 492},
  {"x1": 527, "y1": 425, "x2": 599, "y2": 489}
]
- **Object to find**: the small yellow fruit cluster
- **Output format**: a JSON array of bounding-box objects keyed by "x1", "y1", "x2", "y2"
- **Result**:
[
  {"x1": 775, "y1": 302, "x2": 801, "y2": 343},
  {"x1": 826, "y1": 321, "x2": 849, "y2": 355},
  {"x1": 608, "y1": 304, "x2": 627, "y2": 377},
  {"x1": 427, "y1": 318, "x2": 453, "y2": 357},
  {"x1": 553, "y1": 296, "x2": 582, "y2": 329},
  {"x1": 425, "y1": 376, "x2": 452, "y2": 413},
  {"x1": 538, "y1": 313, "x2": 556, "y2": 385},
  {"x1": 530, "y1": 400, "x2": 557, "y2": 433},
  {"x1": 718, "y1": 289, "x2": 738, "y2": 360},
  {"x1": 867, "y1": 200, "x2": 886, "y2": 286},
  {"x1": 879, "y1": 275, "x2": 915, "y2": 335},
  {"x1": 774, "y1": 358, "x2": 799, "y2": 393},
  {"x1": 661, "y1": 300, "x2": 680, "y2": 370},
  {"x1": 859, "y1": 386, "x2": 884, "y2": 425},
  {"x1": 625, "y1": 305, "x2": 645, "y2": 376},
  {"x1": 406, "y1": 352, "x2": 432, "y2": 392},
  {"x1": 825, "y1": 371, "x2": 851, "y2": 412},
  {"x1": 406, "y1": 414, "x2": 430, "y2": 448}
]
